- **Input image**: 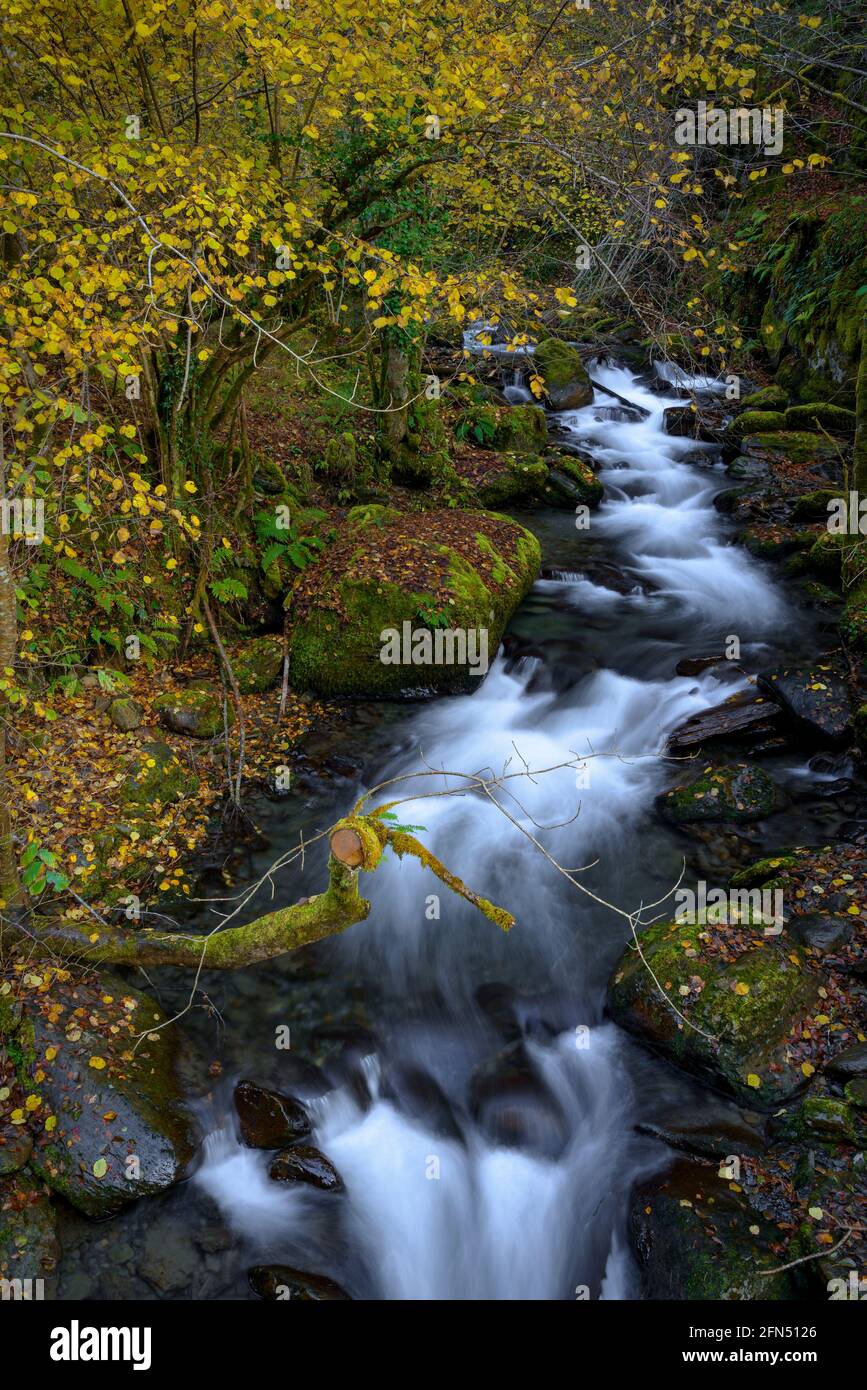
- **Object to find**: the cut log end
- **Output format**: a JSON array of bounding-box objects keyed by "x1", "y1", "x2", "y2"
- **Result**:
[{"x1": 329, "y1": 826, "x2": 365, "y2": 868}]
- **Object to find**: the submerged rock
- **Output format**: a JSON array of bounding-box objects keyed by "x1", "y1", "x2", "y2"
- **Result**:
[
  {"x1": 234, "y1": 1078, "x2": 311, "y2": 1148},
  {"x1": 636, "y1": 1102, "x2": 767, "y2": 1160},
  {"x1": 657, "y1": 763, "x2": 784, "y2": 823},
  {"x1": 12, "y1": 976, "x2": 196, "y2": 1217},
  {"x1": 268, "y1": 1145, "x2": 344, "y2": 1192},
  {"x1": 248, "y1": 1263, "x2": 351, "y2": 1300},
  {"x1": 608, "y1": 918, "x2": 819, "y2": 1108},
  {"x1": 0, "y1": 1170, "x2": 59, "y2": 1294}
]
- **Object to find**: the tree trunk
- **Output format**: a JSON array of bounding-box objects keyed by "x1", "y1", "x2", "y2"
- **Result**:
[{"x1": 0, "y1": 416, "x2": 22, "y2": 906}]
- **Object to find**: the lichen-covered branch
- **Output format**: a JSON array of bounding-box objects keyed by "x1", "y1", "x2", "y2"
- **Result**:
[{"x1": 1, "y1": 811, "x2": 515, "y2": 969}]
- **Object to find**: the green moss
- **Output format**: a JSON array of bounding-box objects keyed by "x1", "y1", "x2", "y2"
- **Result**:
[
  {"x1": 791, "y1": 489, "x2": 840, "y2": 521},
  {"x1": 475, "y1": 457, "x2": 548, "y2": 508},
  {"x1": 286, "y1": 514, "x2": 541, "y2": 697},
  {"x1": 658, "y1": 763, "x2": 782, "y2": 823},
  {"x1": 491, "y1": 404, "x2": 548, "y2": 454},
  {"x1": 154, "y1": 686, "x2": 231, "y2": 739},
  {"x1": 729, "y1": 854, "x2": 799, "y2": 889},
  {"x1": 230, "y1": 635, "x2": 284, "y2": 694},
  {"x1": 800, "y1": 1097, "x2": 857, "y2": 1144},
  {"x1": 533, "y1": 338, "x2": 593, "y2": 409},
  {"x1": 730, "y1": 409, "x2": 787, "y2": 437},
  {"x1": 741, "y1": 385, "x2": 788, "y2": 410},
  {"x1": 785, "y1": 402, "x2": 856, "y2": 433},
  {"x1": 608, "y1": 919, "x2": 818, "y2": 1107},
  {"x1": 548, "y1": 454, "x2": 603, "y2": 507},
  {"x1": 122, "y1": 741, "x2": 200, "y2": 808},
  {"x1": 741, "y1": 430, "x2": 841, "y2": 463}
]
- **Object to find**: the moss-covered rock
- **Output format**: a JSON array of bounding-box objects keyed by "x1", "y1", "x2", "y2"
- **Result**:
[
  {"x1": 608, "y1": 917, "x2": 819, "y2": 1107},
  {"x1": 730, "y1": 409, "x2": 787, "y2": 437},
  {"x1": 791, "y1": 489, "x2": 841, "y2": 521},
  {"x1": 630, "y1": 1161, "x2": 794, "y2": 1299},
  {"x1": 785, "y1": 403, "x2": 856, "y2": 433},
  {"x1": 230, "y1": 636, "x2": 284, "y2": 695},
  {"x1": 107, "y1": 697, "x2": 144, "y2": 733},
  {"x1": 741, "y1": 431, "x2": 840, "y2": 463},
  {"x1": 10, "y1": 976, "x2": 196, "y2": 1217},
  {"x1": 491, "y1": 404, "x2": 548, "y2": 454},
  {"x1": 154, "y1": 685, "x2": 232, "y2": 739},
  {"x1": 476, "y1": 457, "x2": 549, "y2": 508},
  {"x1": 545, "y1": 453, "x2": 604, "y2": 508},
  {"x1": 533, "y1": 338, "x2": 593, "y2": 411},
  {"x1": 122, "y1": 740, "x2": 199, "y2": 808},
  {"x1": 741, "y1": 385, "x2": 789, "y2": 410},
  {"x1": 657, "y1": 763, "x2": 783, "y2": 824},
  {"x1": 800, "y1": 1096, "x2": 857, "y2": 1144},
  {"x1": 286, "y1": 509, "x2": 541, "y2": 697}
]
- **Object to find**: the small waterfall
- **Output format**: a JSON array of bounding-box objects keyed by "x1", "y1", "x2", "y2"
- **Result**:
[{"x1": 195, "y1": 360, "x2": 796, "y2": 1299}]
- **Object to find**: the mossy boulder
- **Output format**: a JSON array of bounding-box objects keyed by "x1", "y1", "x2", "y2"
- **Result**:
[
  {"x1": 657, "y1": 763, "x2": 783, "y2": 824},
  {"x1": 730, "y1": 409, "x2": 787, "y2": 437},
  {"x1": 286, "y1": 508, "x2": 541, "y2": 697},
  {"x1": 491, "y1": 404, "x2": 548, "y2": 454},
  {"x1": 476, "y1": 457, "x2": 549, "y2": 509},
  {"x1": 630, "y1": 1161, "x2": 794, "y2": 1299},
  {"x1": 230, "y1": 636, "x2": 284, "y2": 695},
  {"x1": 608, "y1": 917, "x2": 819, "y2": 1107},
  {"x1": 533, "y1": 339, "x2": 593, "y2": 411},
  {"x1": 545, "y1": 453, "x2": 604, "y2": 508},
  {"x1": 741, "y1": 431, "x2": 839, "y2": 464},
  {"x1": 741, "y1": 385, "x2": 788, "y2": 410},
  {"x1": 154, "y1": 685, "x2": 232, "y2": 739},
  {"x1": 122, "y1": 740, "x2": 199, "y2": 808},
  {"x1": 757, "y1": 659, "x2": 852, "y2": 744},
  {"x1": 800, "y1": 1096, "x2": 857, "y2": 1145},
  {"x1": 107, "y1": 697, "x2": 144, "y2": 732},
  {"x1": 791, "y1": 489, "x2": 840, "y2": 521},
  {"x1": 785, "y1": 402, "x2": 856, "y2": 434},
  {"x1": 9, "y1": 976, "x2": 197, "y2": 1217},
  {"x1": 315, "y1": 431, "x2": 372, "y2": 496}
]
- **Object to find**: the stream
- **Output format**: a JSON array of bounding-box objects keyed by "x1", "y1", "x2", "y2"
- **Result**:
[{"x1": 58, "y1": 360, "x2": 856, "y2": 1301}]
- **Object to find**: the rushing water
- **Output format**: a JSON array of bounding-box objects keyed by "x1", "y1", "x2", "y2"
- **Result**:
[{"x1": 178, "y1": 359, "x2": 835, "y2": 1301}]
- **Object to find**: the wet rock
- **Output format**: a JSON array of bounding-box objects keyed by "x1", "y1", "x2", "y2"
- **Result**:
[
  {"x1": 826, "y1": 1042, "x2": 867, "y2": 1080},
  {"x1": 784, "y1": 402, "x2": 856, "y2": 434},
  {"x1": 154, "y1": 684, "x2": 232, "y2": 739},
  {"x1": 608, "y1": 919, "x2": 820, "y2": 1108},
  {"x1": 269, "y1": 1145, "x2": 344, "y2": 1192},
  {"x1": 248, "y1": 1264, "x2": 351, "y2": 1301},
  {"x1": 631, "y1": 1160, "x2": 794, "y2": 1299},
  {"x1": 740, "y1": 385, "x2": 788, "y2": 411},
  {"x1": 107, "y1": 697, "x2": 144, "y2": 732},
  {"x1": 12, "y1": 975, "x2": 196, "y2": 1217},
  {"x1": 788, "y1": 913, "x2": 852, "y2": 952},
  {"x1": 0, "y1": 1170, "x2": 59, "y2": 1294},
  {"x1": 726, "y1": 453, "x2": 770, "y2": 482},
  {"x1": 757, "y1": 660, "x2": 852, "y2": 745},
  {"x1": 636, "y1": 1103, "x2": 767, "y2": 1160},
  {"x1": 233, "y1": 1078, "x2": 312, "y2": 1148},
  {"x1": 663, "y1": 404, "x2": 725, "y2": 441},
  {"x1": 666, "y1": 694, "x2": 783, "y2": 755},
  {"x1": 230, "y1": 636, "x2": 284, "y2": 695},
  {"x1": 533, "y1": 338, "x2": 593, "y2": 410},
  {"x1": 0, "y1": 1125, "x2": 33, "y2": 1176},
  {"x1": 675, "y1": 654, "x2": 728, "y2": 677},
  {"x1": 468, "y1": 1041, "x2": 569, "y2": 1158},
  {"x1": 657, "y1": 763, "x2": 784, "y2": 824}
]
